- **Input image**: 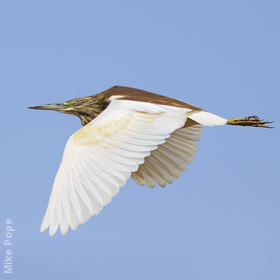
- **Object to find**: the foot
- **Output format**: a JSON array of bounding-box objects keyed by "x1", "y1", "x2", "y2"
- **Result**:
[{"x1": 227, "y1": 116, "x2": 273, "y2": 128}]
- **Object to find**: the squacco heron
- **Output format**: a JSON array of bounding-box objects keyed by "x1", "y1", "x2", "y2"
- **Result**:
[{"x1": 29, "y1": 86, "x2": 272, "y2": 236}]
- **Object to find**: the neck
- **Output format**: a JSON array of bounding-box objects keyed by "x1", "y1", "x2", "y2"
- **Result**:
[
  {"x1": 78, "y1": 114, "x2": 94, "y2": 126},
  {"x1": 70, "y1": 92, "x2": 111, "y2": 126},
  {"x1": 75, "y1": 104, "x2": 109, "y2": 126}
]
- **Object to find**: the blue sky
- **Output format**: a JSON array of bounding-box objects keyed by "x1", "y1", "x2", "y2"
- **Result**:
[{"x1": 0, "y1": 1, "x2": 279, "y2": 279}]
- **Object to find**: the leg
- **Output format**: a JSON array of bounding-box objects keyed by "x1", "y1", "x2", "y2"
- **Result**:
[{"x1": 227, "y1": 116, "x2": 273, "y2": 128}]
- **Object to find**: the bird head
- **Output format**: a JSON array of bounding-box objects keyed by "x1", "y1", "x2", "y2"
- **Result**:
[{"x1": 28, "y1": 95, "x2": 108, "y2": 126}]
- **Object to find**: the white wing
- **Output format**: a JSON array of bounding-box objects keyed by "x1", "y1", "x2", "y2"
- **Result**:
[
  {"x1": 41, "y1": 100, "x2": 190, "y2": 236},
  {"x1": 131, "y1": 124, "x2": 203, "y2": 188},
  {"x1": 130, "y1": 110, "x2": 227, "y2": 187}
]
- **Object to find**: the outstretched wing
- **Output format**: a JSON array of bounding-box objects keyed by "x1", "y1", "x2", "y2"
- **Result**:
[
  {"x1": 130, "y1": 110, "x2": 227, "y2": 187},
  {"x1": 131, "y1": 124, "x2": 203, "y2": 188},
  {"x1": 41, "y1": 100, "x2": 190, "y2": 236}
]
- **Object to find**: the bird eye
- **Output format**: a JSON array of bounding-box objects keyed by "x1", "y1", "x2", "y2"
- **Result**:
[{"x1": 64, "y1": 101, "x2": 76, "y2": 107}]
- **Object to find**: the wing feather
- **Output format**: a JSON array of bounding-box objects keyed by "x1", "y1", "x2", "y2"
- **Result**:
[
  {"x1": 131, "y1": 124, "x2": 203, "y2": 188},
  {"x1": 41, "y1": 100, "x2": 190, "y2": 236}
]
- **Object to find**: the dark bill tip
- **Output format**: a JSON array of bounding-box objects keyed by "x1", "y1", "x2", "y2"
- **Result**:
[{"x1": 28, "y1": 103, "x2": 68, "y2": 112}]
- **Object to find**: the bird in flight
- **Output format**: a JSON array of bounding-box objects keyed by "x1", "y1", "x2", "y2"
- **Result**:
[{"x1": 29, "y1": 86, "x2": 272, "y2": 236}]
